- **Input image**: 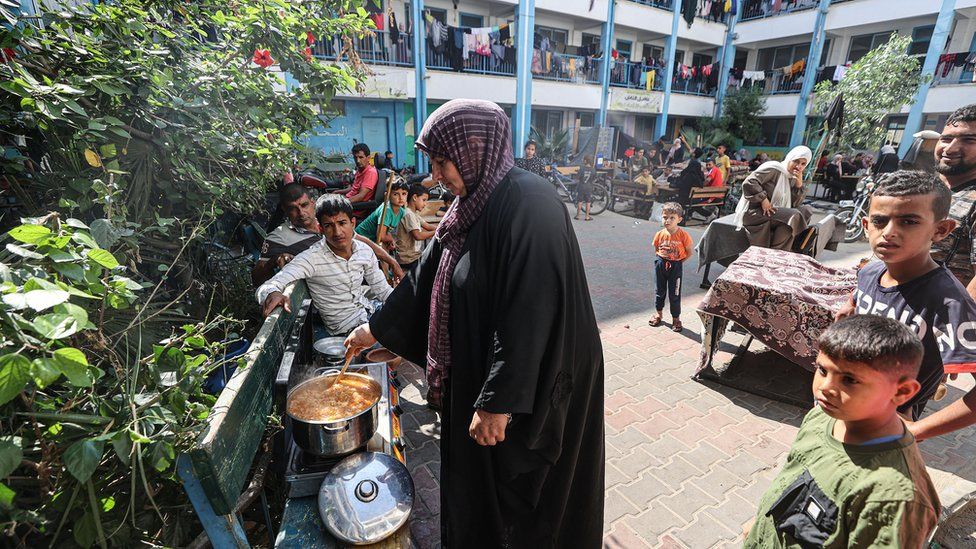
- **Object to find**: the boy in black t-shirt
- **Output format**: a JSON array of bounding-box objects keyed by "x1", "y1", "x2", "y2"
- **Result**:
[{"x1": 841, "y1": 171, "x2": 976, "y2": 425}]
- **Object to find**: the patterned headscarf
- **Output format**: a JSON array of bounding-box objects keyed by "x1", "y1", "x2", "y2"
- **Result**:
[{"x1": 415, "y1": 99, "x2": 514, "y2": 402}]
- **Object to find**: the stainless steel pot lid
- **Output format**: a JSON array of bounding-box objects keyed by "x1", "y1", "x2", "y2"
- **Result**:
[
  {"x1": 318, "y1": 452, "x2": 414, "y2": 545},
  {"x1": 313, "y1": 337, "x2": 347, "y2": 358}
]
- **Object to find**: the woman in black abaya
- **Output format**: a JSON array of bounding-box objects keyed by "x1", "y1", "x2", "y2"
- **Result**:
[{"x1": 345, "y1": 99, "x2": 605, "y2": 548}]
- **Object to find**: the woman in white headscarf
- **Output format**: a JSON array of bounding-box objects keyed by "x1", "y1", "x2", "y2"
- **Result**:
[
  {"x1": 666, "y1": 138, "x2": 685, "y2": 165},
  {"x1": 734, "y1": 145, "x2": 813, "y2": 251}
]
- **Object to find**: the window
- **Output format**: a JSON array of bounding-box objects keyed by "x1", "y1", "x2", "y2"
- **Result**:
[
  {"x1": 884, "y1": 115, "x2": 908, "y2": 149},
  {"x1": 577, "y1": 112, "x2": 595, "y2": 128},
  {"x1": 847, "y1": 31, "x2": 892, "y2": 63},
  {"x1": 635, "y1": 116, "x2": 656, "y2": 142},
  {"x1": 757, "y1": 43, "x2": 808, "y2": 71},
  {"x1": 459, "y1": 12, "x2": 483, "y2": 28},
  {"x1": 909, "y1": 25, "x2": 934, "y2": 56},
  {"x1": 537, "y1": 26, "x2": 568, "y2": 51},
  {"x1": 532, "y1": 110, "x2": 564, "y2": 140},
  {"x1": 753, "y1": 118, "x2": 793, "y2": 146},
  {"x1": 673, "y1": 49, "x2": 685, "y2": 64},
  {"x1": 734, "y1": 50, "x2": 748, "y2": 70},
  {"x1": 642, "y1": 44, "x2": 664, "y2": 62},
  {"x1": 616, "y1": 39, "x2": 632, "y2": 62},
  {"x1": 819, "y1": 38, "x2": 832, "y2": 67},
  {"x1": 425, "y1": 7, "x2": 447, "y2": 24},
  {"x1": 692, "y1": 52, "x2": 713, "y2": 67}
]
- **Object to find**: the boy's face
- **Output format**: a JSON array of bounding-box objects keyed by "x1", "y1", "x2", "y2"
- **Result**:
[
  {"x1": 390, "y1": 188, "x2": 407, "y2": 207},
  {"x1": 319, "y1": 212, "x2": 355, "y2": 251},
  {"x1": 812, "y1": 352, "x2": 919, "y2": 422},
  {"x1": 641, "y1": 168, "x2": 650, "y2": 176},
  {"x1": 863, "y1": 194, "x2": 955, "y2": 264},
  {"x1": 662, "y1": 212, "x2": 681, "y2": 230},
  {"x1": 717, "y1": 145, "x2": 726, "y2": 155},
  {"x1": 410, "y1": 192, "x2": 429, "y2": 211}
]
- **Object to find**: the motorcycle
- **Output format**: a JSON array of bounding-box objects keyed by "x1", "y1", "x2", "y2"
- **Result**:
[{"x1": 834, "y1": 176, "x2": 873, "y2": 243}]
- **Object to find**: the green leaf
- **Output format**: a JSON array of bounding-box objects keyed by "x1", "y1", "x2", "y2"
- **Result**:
[
  {"x1": 74, "y1": 510, "x2": 96, "y2": 548},
  {"x1": 186, "y1": 335, "x2": 206, "y2": 349},
  {"x1": 101, "y1": 495, "x2": 115, "y2": 512},
  {"x1": 0, "y1": 482, "x2": 13, "y2": 509},
  {"x1": 54, "y1": 302, "x2": 89, "y2": 326},
  {"x1": 31, "y1": 313, "x2": 81, "y2": 341},
  {"x1": 23, "y1": 289, "x2": 70, "y2": 311},
  {"x1": 53, "y1": 263, "x2": 86, "y2": 281},
  {"x1": 71, "y1": 231, "x2": 99, "y2": 249},
  {"x1": 5, "y1": 243, "x2": 43, "y2": 259},
  {"x1": 8, "y1": 224, "x2": 51, "y2": 244},
  {"x1": 157, "y1": 347, "x2": 185, "y2": 372},
  {"x1": 63, "y1": 100, "x2": 88, "y2": 117},
  {"x1": 0, "y1": 354, "x2": 30, "y2": 405},
  {"x1": 87, "y1": 120, "x2": 107, "y2": 131},
  {"x1": 127, "y1": 429, "x2": 150, "y2": 444},
  {"x1": 111, "y1": 430, "x2": 132, "y2": 466},
  {"x1": 53, "y1": 347, "x2": 91, "y2": 387},
  {"x1": 0, "y1": 438, "x2": 23, "y2": 478},
  {"x1": 86, "y1": 249, "x2": 119, "y2": 270},
  {"x1": 1, "y1": 293, "x2": 27, "y2": 310},
  {"x1": 149, "y1": 441, "x2": 175, "y2": 472},
  {"x1": 30, "y1": 358, "x2": 62, "y2": 389},
  {"x1": 66, "y1": 218, "x2": 89, "y2": 229},
  {"x1": 103, "y1": 116, "x2": 125, "y2": 126},
  {"x1": 63, "y1": 439, "x2": 104, "y2": 483}
]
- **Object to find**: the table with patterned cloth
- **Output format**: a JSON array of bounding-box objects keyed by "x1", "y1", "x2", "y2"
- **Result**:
[{"x1": 695, "y1": 247, "x2": 857, "y2": 379}]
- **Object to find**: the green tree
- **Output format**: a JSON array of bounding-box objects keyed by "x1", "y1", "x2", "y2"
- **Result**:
[
  {"x1": 0, "y1": 0, "x2": 372, "y2": 545},
  {"x1": 721, "y1": 86, "x2": 767, "y2": 144},
  {"x1": 812, "y1": 33, "x2": 928, "y2": 151}
]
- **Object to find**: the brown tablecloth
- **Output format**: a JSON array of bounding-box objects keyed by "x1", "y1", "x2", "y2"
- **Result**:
[{"x1": 696, "y1": 247, "x2": 857, "y2": 373}]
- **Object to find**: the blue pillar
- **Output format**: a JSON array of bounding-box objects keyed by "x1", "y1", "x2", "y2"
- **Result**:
[
  {"x1": 596, "y1": 0, "x2": 617, "y2": 127},
  {"x1": 513, "y1": 0, "x2": 536, "y2": 156},
  {"x1": 411, "y1": 0, "x2": 429, "y2": 172},
  {"x1": 899, "y1": 0, "x2": 956, "y2": 157},
  {"x1": 788, "y1": 0, "x2": 831, "y2": 147},
  {"x1": 714, "y1": 9, "x2": 739, "y2": 119},
  {"x1": 656, "y1": 0, "x2": 681, "y2": 140}
]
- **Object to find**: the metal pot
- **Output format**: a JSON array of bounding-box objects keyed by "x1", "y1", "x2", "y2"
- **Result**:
[
  {"x1": 313, "y1": 337, "x2": 348, "y2": 368},
  {"x1": 287, "y1": 370, "x2": 380, "y2": 457}
]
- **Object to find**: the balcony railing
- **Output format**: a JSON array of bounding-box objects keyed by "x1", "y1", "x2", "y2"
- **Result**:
[
  {"x1": 425, "y1": 43, "x2": 517, "y2": 77},
  {"x1": 626, "y1": 0, "x2": 730, "y2": 23},
  {"x1": 740, "y1": 0, "x2": 818, "y2": 22},
  {"x1": 311, "y1": 29, "x2": 413, "y2": 68},
  {"x1": 931, "y1": 55, "x2": 976, "y2": 87},
  {"x1": 532, "y1": 53, "x2": 601, "y2": 84}
]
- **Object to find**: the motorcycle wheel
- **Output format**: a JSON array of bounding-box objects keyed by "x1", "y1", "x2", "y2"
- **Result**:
[
  {"x1": 834, "y1": 206, "x2": 865, "y2": 243},
  {"x1": 588, "y1": 183, "x2": 609, "y2": 215}
]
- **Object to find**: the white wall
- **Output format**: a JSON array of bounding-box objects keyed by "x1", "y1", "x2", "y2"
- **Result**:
[
  {"x1": 762, "y1": 94, "x2": 801, "y2": 117},
  {"x1": 669, "y1": 93, "x2": 716, "y2": 117}
]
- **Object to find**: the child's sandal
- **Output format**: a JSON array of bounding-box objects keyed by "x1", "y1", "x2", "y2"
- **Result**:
[
  {"x1": 648, "y1": 316, "x2": 662, "y2": 327},
  {"x1": 671, "y1": 320, "x2": 682, "y2": 332}
]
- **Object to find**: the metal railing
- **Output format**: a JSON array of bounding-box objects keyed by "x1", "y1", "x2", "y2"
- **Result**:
[
  {"x1": 931, "y1": 55, "x2": 976, "y2": 87},
  {"x1": 311, "y1": 29, "x2": 413, "y2": 68},
  {"x1": 740, "y1": 0, "x2": 819, "y2": 22},
  {"x1": 625, "y1": 0, "x2": 731, "y2": 22},
  {"x1": 532, "y1": 53, "x2": 601, "y2": 84},
  {"x1": 425, "y1": 42, "x2": 517, "y2": 77}
]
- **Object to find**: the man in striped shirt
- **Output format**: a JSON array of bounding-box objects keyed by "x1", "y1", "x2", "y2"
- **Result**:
[{"x1": 256, "y1": 195, "x2": 393, "y2": 336}]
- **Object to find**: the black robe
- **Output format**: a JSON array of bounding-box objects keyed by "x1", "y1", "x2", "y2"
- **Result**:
[{"x1": 369, "y1": 167, "x2": 605, "y2": 548}]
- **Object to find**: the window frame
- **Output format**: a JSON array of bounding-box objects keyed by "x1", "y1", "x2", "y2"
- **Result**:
[
  {"x1": 458, "y1": 12, "x2": 484, "y2": 29},
  {"x1": 616, "y1": 39, "x2": 633, "y2": 62},
  {"x1": 847, "y1": 31, "x2": 893, "y2": 64},
  {"x1": 536, "y1": 25, "x2": 569, "y2": 51}
]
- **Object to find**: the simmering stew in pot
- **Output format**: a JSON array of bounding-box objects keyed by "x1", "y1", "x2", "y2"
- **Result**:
[{"x1": 288, "y1": 374, "x2": 380, "y2": 421}]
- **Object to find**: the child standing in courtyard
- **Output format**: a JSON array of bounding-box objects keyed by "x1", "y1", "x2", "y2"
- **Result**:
[
  {"x1": 649, "y1": 202, "x2": 693, "y2": 332},
  {"x1": 394, "y1": 184, "x2": 437, "y2": 270}
]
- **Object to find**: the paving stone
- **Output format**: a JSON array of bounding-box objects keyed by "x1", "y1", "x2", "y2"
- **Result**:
[
  {"x1": 670, "y1": 510, "x2": 739, "y2": 549},
  {"x1": 625, "y1": 506, "x2": 686, "y2": 541},
  {"x1": 603, "y1": 522, "x2": 651, "y2": 549},
  {"x1": 656, "y1": 481, "x2": 718, "y2": 519},
  {"x1": 701, "y1": 494, "x2": 759, "y2": 537},
  {"x1": 610, "y1": 448, "x2": 657, "y2": 479},
  {"x1": 618, "y1": 471, "x2": 672, "y2": 508},
  {"x1": 680, "y1": 442, "x2": 731, "y2": 475},
  {"x1": 605, "y1": 486, "x2": 642, "y2": 525}
]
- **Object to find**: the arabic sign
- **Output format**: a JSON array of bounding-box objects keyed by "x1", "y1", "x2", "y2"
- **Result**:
[
  {"x1": 608, "y1": 88, "x2": 662, "y2": 114},
  {"x1": 355, "y1": 70, "x2": 410, "y2": 99}
]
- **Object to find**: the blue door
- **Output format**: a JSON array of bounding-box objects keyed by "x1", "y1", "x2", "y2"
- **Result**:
[{"x1": 361, "y1": 117, "x2": 390, "y2": 156}]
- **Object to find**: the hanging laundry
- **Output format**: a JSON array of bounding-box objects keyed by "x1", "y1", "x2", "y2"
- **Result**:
[
  {"x1": 491, "y1": 44, "x2": 506, "y2": 68},
  {"x1": 645, "y1": 70, "x2": 656, "y2": 91},
  {"x1": 447, "y1": 27, "x2": 465, "y2": 71},
  {"x1": 833, "y1": 64, "x2": 848, "y2": 81},
  {"x1": 730, "y1": 0, "x2": 737, "y2": 15},
  {"x1": 389, "y1": 10, "x2": 400, "y2": 45},
  {"x1": 681, "y1": 0, "x2": 696, "y2": 27},
  {"x1": 499, "y1": 23, "x2": 511, "y2": 42},
  {"x1": 462, "y1": 31, "x2": 476, "y2": 61},
  {"x1": 531, "y1": 49, "x2": 543, "y2": 74},
  {"x1": 371, "y1": 13, "x2": 384, "y2": 30},
  {"x1": 568, "y1": 57, "x2": 577, "y2": 80},
  {"x1": 815, "y1": 65, "x2": 835, "y2": 85},
  {"x1": 472, "y1": 28, "x2": 492, "y2": 56}
]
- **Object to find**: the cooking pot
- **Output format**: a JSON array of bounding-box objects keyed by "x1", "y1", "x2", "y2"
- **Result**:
[
  {"x1": 313, "y1": 336, "x2": 348, "y2": 368},
  {"x1": 287, "y1": 369, "x2": 380, "y2": 457}
]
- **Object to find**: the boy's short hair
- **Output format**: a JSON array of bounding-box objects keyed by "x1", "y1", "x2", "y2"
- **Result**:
[
  {"x1": 871, "y1": 170, "x2": 951, "y2": 221},
  {"x1": 407, "y1": 183, "x2": 429, "y2": 203},
  {"x1": 661, "y1": 202, "x2": 684, "y2": 217},
  {"x1": 391, "y1": 181, "x2": 409, "y2": 194},
  {"x1": 818, "y1": 315, "x2": 923, "y2": 379},
  {"x1": 316, "y1": 194, "x2": 354, "y2": 220}
]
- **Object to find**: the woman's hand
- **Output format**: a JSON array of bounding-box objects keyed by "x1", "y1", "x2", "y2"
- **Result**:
[
  {"x1": 469, "y1": 409, "x2": 509, "y2": 446},
  {"x1": 344, "y1": 324, "x2": 377, "y2": 355},
  {"x1": 760, "y1": 198, "x2": 776, "y2": 217}
]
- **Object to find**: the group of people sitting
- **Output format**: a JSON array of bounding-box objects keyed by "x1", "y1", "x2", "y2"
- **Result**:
[
  {"x1": 252, "y1": 142, "x2": 439, "y2": 339},
  {"x1": 815, "y1": 146, "x2": 901, "y2": 201}
]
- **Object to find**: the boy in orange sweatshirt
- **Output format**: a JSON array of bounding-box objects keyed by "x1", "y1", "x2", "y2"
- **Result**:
[{"x1": 649, "y1": 202, "x2": 694, "y2": 332}]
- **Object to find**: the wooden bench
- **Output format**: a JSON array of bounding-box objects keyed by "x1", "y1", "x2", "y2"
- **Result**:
[
  {"x1": 684, "y1": 186, "x2": 731, "y2": 225},
  {"x1": 609, "y1": 180, "x2": 657, "y2": 217},
  {"x1": 178, "y1": 282, "x2": 309, "y2": 548}
]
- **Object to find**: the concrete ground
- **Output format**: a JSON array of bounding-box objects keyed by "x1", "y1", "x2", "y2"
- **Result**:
[{"x1": 396, "y1": 203, "x2": 976, "y2": 548}]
